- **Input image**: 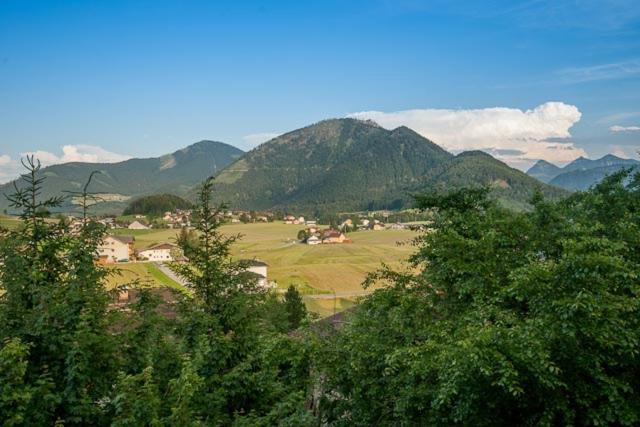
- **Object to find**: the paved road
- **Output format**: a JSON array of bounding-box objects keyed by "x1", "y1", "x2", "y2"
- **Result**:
[
  {"x1": 155, "y1": 262, "x2": 190, "y2": 287},
  {"x1": 303, "y1": 290, "x2": 371, "y2": 300}
]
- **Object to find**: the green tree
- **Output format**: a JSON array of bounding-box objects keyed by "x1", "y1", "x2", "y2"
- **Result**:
[
  {"x1": 0, "y1": 157, "x2": 118, "y2": 425},
  {"x1": 317, "y1": 172, "x2": 640, "y2": 426},
  {"x1": 284, "y1": 285, "x2": 307, "y2": 330}
]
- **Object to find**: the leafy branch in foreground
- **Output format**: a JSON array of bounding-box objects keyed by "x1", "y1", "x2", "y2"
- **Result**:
[{"x1": 317, "y1": 173, "x2": 640, "y2": 426}]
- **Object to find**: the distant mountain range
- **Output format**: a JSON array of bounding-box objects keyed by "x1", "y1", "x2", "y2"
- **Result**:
[
  {"x1": 0, "y1": 141, "x2": 243, "y2": 214},
  {"x1": 527, "y1": 154, "x2": 640, "y2": 191},
  {"x1": 1, "y1": 118, "x2": 569, "y2": 215}
]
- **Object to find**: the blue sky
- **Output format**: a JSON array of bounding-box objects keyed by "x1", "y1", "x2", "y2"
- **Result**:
[{"x1": 1, "y1": 0, "x2": 639, "y2": 181}]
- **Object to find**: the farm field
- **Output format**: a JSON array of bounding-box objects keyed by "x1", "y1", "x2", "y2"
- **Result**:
[
  {"x1": 111, "y1": 222, "x2": 417, "y2": 294},
  {"x1": 0, "y1": 215, "x2": 21, "y2": 230},
  {"x1": 107, "y1": 222, "x2": 418, "y2": 315}
]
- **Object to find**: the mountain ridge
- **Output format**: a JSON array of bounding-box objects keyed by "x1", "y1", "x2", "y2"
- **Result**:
[
  {"x1": 0, "y1": 140, "x2": 244, "y2": 214},
  {"x1": 526, "y1": 154, "x2": 640, "y2": 190}
]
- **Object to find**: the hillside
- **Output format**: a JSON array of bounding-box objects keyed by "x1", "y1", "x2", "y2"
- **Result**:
[
  {"x1": 210, "y1": 118, "x2": 567, "y2": 213},
  {"x1": 123, "y1": 194, "x2": 193, "y2": 217},
  {"x1": 422, "y1": 151, "x2": 569, "y2": 210},
  {"x1": 527, "y1": 154, "x2": 640, "y2": 190},
  {"x1": 0, "y1": 140, "x2": 243, "y2": 214}
]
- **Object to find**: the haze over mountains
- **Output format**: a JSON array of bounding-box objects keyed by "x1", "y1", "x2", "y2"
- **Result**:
[
  {"x1": 2, "y1": 118, "x2": 572, "y2": 215},
  {"x1": 527, "y1": 154, "x2": 640, "y2": 191}
]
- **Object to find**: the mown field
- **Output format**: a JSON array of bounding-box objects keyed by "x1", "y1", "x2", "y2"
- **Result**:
[
  {"x1": 112, "y1": 222, "x2": 417, "y2": 293},
  {"x1": 110, "y1": 222, "x2": 418, "y2": 316}
]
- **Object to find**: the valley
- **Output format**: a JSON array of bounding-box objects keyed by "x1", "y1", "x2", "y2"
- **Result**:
[{"x1": 105, "y1": 221, "x2": 418, "y2": 316}]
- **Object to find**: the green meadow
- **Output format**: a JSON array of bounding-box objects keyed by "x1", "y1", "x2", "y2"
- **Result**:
[{"x1": 109, "y1": 222, "x2": 418, "y2": 316}]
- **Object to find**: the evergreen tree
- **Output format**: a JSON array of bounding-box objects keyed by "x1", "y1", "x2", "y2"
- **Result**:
[{"x1": 283, "y1": 285, "x2": 307, "y2": 330}]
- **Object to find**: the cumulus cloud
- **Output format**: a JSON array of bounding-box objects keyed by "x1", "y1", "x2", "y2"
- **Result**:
[
  {"x1": 0, "y1": 145, "x2": 131, "y2": 184},
  {"x1": 347, "y1": 102, "x2": 586, "y2": 169},
  {"x1": 21, "y1": 145, "x2": 132, "y2": 166},
  {"x1": 242, "y1": 132, "x2": 280, "y2": 148},
  {"x1": 610, "y1": 125, "x2": 640, "y2": 132}
]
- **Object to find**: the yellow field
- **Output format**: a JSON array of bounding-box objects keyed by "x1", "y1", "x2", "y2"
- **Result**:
[{"x1": 0, "y1": 215, "x2": 22, "y2": 230}]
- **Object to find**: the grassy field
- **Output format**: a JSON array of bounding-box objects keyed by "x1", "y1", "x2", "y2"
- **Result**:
[
  {"x1": 0, "y1": 215, "x2": 23, "y2": 230},
  {"x1": 111, "y1": 222, "x2": 417, "y2": 294},
  {"x1": 104, "y1": 262, "x2": 185, "y2": 291}
]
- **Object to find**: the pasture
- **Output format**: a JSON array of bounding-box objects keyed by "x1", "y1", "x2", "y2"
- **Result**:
[
  {"x1": 107, "y1": 222, "x2": 418, "y2": 316},
  {"x1": 112, "y1": 222, "x2": 417, "y2": 294}
]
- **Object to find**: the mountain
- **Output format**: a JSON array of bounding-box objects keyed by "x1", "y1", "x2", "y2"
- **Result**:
[
  {"x1": 0, "y1": 140, "x2": 244, "y2": 214},
  {"x1": 527, "y1": 160, "x2": 562, "y2": 183},
  {"x1": 527, "y1": 154, "x2": 640, "y2": 191},
  {"x1": 550, "y1": 164, "x2": 640, "y2": 191},
  {"x1": 210, "y1": 118, "x2": 567, "y2": 213},
  {"x1": 423, "y1": 151, "x2": 569, "y2": 210}
]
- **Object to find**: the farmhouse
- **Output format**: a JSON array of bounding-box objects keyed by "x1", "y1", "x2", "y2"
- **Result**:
[
  {"x1": 242, "y1": 259, "x2": 269, "y2": 287},
  {"x1": 128, "y1": 220, "x2": 150, "y2": 230},
  {"x1": 97, "y1": 235, "x2": 135, "y2": 263},
  {"x1": 137, "y1": 243, "x2": 177, "y2": 262},
  {"x1": 306, "y1": 235, "x2": 321, "y2": 245},
  {"x1": 322, "y1": 229, "x2": 347, "y2": 244}
]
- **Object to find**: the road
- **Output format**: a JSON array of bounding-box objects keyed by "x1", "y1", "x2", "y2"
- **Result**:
[{"x1": 155, "y1": 262, "x2": 190, "y2": 287}]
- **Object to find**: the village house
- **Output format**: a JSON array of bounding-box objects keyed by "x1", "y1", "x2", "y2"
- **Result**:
[
  {"x1": 284, "y1": 214, "x2": 296, "y2": 224},
  {"x1": 136, "y1": 243, "x2": 178, "y2": 262},
  {"x1": 97, "y1": 235, "x2": 135, "y2": 263},
  {"x1": 372, "y1": 223, "x2": 385, "y2": 231},
  {"x1": 128, "y1": 220, "x2": 150, "y2": 230},
  {"x1": 305, "y1": 219, "x2": 317, "y2": 226},
  {"x1": 389, "y1": 223, "x2": 406, "y2": 230},
  {"x1": 242, "y1": 259, "x2": 269, "y2": 287},
  {"x1": 321, "y1": 229, "x2": 347, "y2": 244},
  {"x1": 306, "y1": 235, "x2": 321, "y2": 245}
]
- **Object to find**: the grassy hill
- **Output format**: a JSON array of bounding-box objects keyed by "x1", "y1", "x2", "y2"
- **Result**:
[
  {"x1": 0, "y1": 140, "x2": 243, "y2": 214},
  {"x1": 210, "y1": 119, "x2": 567, "y2": 213},
  {"x1": 123, "y1": 194, "x2": 193, "y2": 217}
]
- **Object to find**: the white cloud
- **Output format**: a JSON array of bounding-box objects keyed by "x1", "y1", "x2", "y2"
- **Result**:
[
  {"x1": 610, "y1": 125, "x2": 640, "y2": 132},
  {"x1": 242, "y1": 132, "x2": 280, "y2": 148},
  {"x1": 0, "y1": 145, "x2": 131, "y2": 184},
  {"x1": 609, "y1": 145, "x2": 639, "y2": 159},
  {"x1": 21, "y1": 145, "x2": 132, "y2": 167},
  {"x1": 347, "y1": 102, "x2": 586, "y2": 169}
]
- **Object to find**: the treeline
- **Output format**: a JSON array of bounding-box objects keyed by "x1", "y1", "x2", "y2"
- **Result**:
[
  {"x1": 123, "y1": 193, "x2": 193, "y2": 217},
  {"x1": 2, "y1": 159, "x2": 640, "y2": 425}
]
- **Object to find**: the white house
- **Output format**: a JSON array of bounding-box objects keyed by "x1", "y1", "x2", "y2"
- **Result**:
[
  {"x1": 243, "y1": 259, "x2": 269, "y2": 287},
  {"x1": 306, "y1": 235, "x2": 321, "y2": 245},
  {"x1": 128, "y1": 220, "x2": 150, "y2": 230},
  {"x1": 97, "y1": 235, "x2": 134, "y2": 263},
  {"x1": 137, "y1": 243, "x2": 177, "y2": 261}
]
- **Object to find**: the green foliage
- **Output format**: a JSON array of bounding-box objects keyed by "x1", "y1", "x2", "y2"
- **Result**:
[
  {"x1": 0, "y1": 160, "x2": 314, "y2": 425},
  {"x1": 284, "y1": 285, "x2": 307, "y2": 330},
  {"x1": 317, "y1": 171, "x2": 640, "y2": 425},
  {"x1": 123, "y1": 193, "x2": 193, "y2": 217}
]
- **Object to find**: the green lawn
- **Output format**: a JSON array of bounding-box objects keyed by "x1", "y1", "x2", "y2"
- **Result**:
[{"x1": 104, "y1": 262, "x2": 186, "y2": 293}]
